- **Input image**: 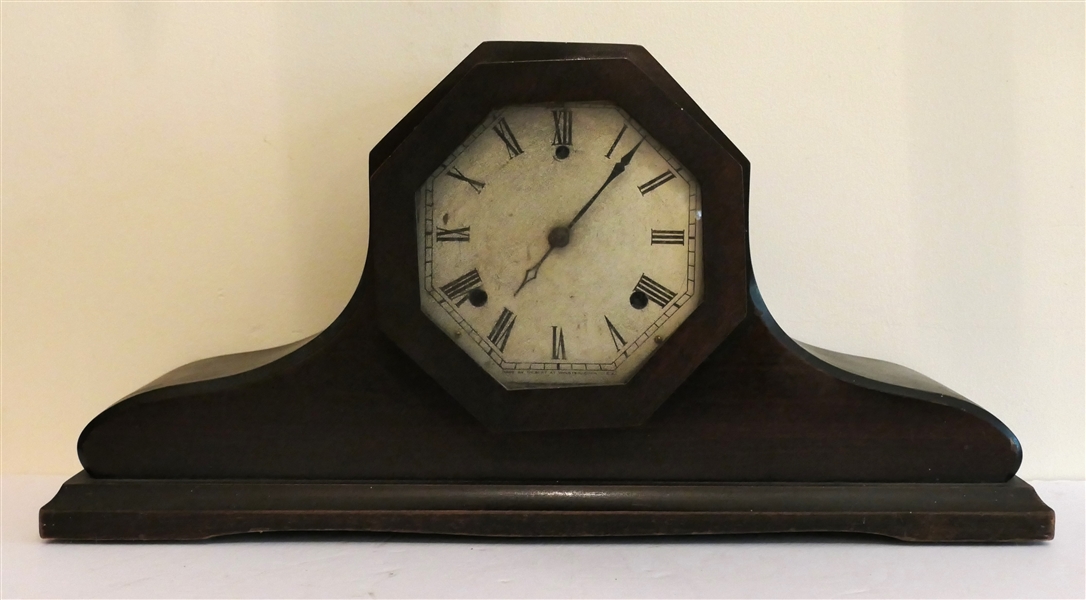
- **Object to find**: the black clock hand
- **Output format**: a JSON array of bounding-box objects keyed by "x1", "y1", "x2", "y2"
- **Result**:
[
  {"x1": 567, "y1": 139, "x2": 643, "y2": 228},
  {"x1": 513, "y1": 247, "x2": 553, "y2": 296},
  {"x1": 514, "y1": 139, "x2": 644, "y2": 297}
]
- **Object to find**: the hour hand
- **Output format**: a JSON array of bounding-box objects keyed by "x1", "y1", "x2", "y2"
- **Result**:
[
  {"x1": 514, "y1": 265, "x2": 539, "y2": 296},
  {"x1": 514, "y1": 248, "x2": 552, "y2": 296}
]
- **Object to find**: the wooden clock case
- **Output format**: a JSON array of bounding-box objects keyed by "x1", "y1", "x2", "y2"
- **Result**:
[{"x1": 40, "y1": 42, "x2": 1053, "y2": 542}]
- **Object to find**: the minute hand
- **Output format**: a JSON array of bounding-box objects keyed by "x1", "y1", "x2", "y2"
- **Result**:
[
  {"x1": 567, "y1": 139, "x2": 643, "y2": 229},
  {"x1": 513, "y1": 139, "x2": 644, "y2": 297}
]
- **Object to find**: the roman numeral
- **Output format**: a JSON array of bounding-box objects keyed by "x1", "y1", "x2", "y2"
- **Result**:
[
  {"x1": 634, "y1": 274, "x2": 677, "y2": 308},
  {"x1": 605, "y1": 124, "x2": 627, "y2": 159},
  {"x1": 439, "y1": 269, "x2": 482, "y2": 306},
  {"x1": 445, "y1": 167, "x2": 485, "y2": 193},
  {"x1": 604, "y1": 316, "x2": 627, "y2": 352},
  {"x1": 487, "y1": 308, "x2": 516, "y2": 352},
  {"x1": 551, "y1": 109, "x2": 572, "y2": 146},
  {"x1": 492, "y1": 117, "x2": 523, "y2": 159},
  {"x1": 435, "y1": 226, "x2": 470, "y2": 242},
  {"x1": 638, "y1": 171, "x2": 676, "y2": 195},
  {"x1": 650, "y1": 229, "x2": 685, "y2": 245},
  {"x1": 551, "y1": 326, "x2": 567, "y2": 360}
]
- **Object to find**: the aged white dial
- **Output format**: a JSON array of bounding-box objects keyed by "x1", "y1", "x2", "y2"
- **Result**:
[{"x1": 416, "y1": 102, "x2": 703, "y2": 389}]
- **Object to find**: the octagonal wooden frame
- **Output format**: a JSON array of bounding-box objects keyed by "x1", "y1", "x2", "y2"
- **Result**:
[{"x1": 371, "y1": 42, "x2": 750, "y2": 431}]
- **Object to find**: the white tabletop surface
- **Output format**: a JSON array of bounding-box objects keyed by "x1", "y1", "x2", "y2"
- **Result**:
[{"x1": 4, "y1": 476, "x2": 1083, "y2": 599}]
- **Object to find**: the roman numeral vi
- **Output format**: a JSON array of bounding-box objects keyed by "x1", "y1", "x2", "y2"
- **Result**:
[{"x1": 551, "y1": 326, "x2": 566, "y2": 360}]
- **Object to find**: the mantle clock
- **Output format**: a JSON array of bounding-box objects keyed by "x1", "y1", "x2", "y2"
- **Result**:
[{"x1": 40, "y1": 42, "x2": 1053, "y2": 542}]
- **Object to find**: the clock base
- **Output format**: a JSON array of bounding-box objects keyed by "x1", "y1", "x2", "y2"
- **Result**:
[{"x1": 40, "y1": 472, "x2": 1053, "y2": 542}]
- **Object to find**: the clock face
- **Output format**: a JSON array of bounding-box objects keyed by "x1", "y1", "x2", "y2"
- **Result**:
[{"x1": 416, "y1": 102, "x2": 703, "y2": 390}]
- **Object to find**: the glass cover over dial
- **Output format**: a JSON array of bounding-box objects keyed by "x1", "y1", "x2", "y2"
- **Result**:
[{"x1": 416, "y1": 102, "x2": 703, "y2": 389}]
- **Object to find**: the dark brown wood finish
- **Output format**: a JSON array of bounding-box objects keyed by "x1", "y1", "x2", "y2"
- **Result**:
[
  {"x1": 41, "y1": 472, "x2": 1053, "y2": 542},
  {"x1": 73, "y1": 267, "x2": 1023, "y2": 483},
  {"x1": 42, "y1": 42, "x2": 1051, "y2": 542}
]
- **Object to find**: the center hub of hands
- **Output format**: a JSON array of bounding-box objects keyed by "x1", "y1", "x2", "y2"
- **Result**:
[{"x1": 548, "y1": 226, "x2": 571, "y2": 249}]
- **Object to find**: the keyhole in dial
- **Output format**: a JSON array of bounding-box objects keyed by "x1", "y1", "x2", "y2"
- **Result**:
[{"x1": 468, "y1": 288, "x2": 488, "y2": 307}]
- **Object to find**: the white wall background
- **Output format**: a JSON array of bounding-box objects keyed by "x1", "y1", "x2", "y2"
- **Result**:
[{"x1": 3, "y1": 3, "x2": 1082, "y2": 479}]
